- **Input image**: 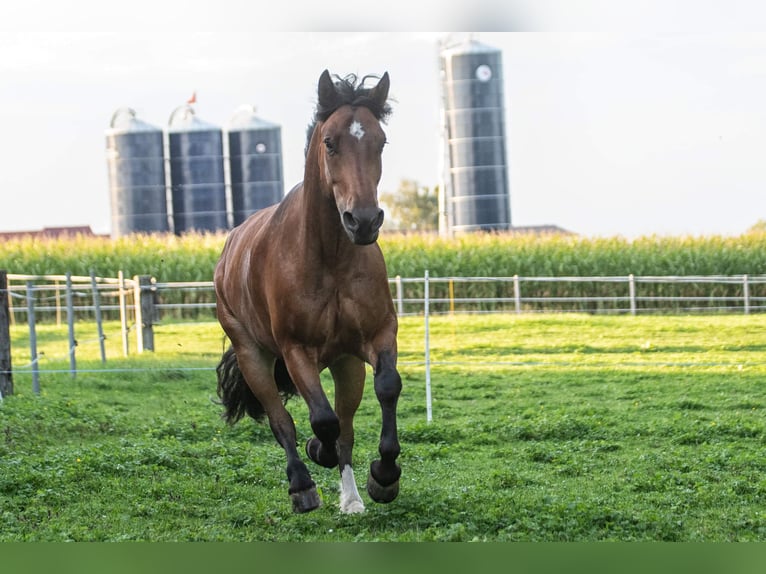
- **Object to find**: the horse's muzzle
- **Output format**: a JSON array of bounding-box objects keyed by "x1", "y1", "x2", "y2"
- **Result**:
[{"x1": 342, "y1": 207, "x2": 384, "y2": 245}]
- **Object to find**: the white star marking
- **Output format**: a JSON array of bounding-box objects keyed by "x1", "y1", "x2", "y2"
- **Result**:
[{"x1": 349, "y1": 121, "x2": 365, "y2": 141}]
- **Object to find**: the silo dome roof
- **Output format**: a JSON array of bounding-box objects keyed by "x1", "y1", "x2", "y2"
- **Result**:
[
  {"x1": 228, "y1": 105, "x2": 280, "y2": 130},
  {"x1": 441, "y1": 38, "x2": 500, "y2": 58},
  {"x1": 105, "y1": 107, "x2": 162, "y2": 135},
  {"x1": 167, "y1": 104, "x2": 219, "y2": 132}
]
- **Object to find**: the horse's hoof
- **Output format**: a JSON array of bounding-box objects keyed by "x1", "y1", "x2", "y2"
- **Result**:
[
  {"x1": 366, "y1": 473, "x2": 400, "y2": 503},
  {"x1": 306, "y1": 437, "x2": 338, "y2": 468},
  {"x1": 290, "y1": 487, "x2": 322, "y2": 513}
]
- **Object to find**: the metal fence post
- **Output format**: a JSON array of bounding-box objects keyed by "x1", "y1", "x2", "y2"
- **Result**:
[
  {"x1": 134, "y1": 276, "x2": 144, "y2": 353},
  {"x1": 0, "y1": 271, "x2": 13, "y2": 398},
  {"x1": 90, "y1": 270, "x2": 106, "y2": 363},
  {"x1": 743, "y1": 274, "x2": 750, "y2": 315},
  {"x1": 424, "y1": 270, "x2": 432, "y2": 423},
  {"x1": 395, "y1": 275, "x2": 404, "y2": 316},
  {"x1": 65, "y1": 272, "x2": 77, "y2": 378},
  {"x1": 628, "y1": 274, "x2": 637, "y2": 316},
  {"x1": 26, "y1": 281, "x2": 40, "y2": 395},
  {"x1": 118, "y1": 271, "x2": 129, "y2": 357},
  {"x1": 513, "y1": 274, "x2": 521, "y2": 314}
]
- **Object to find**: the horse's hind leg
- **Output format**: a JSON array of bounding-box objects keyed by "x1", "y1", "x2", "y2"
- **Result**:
[
  {"x1": 234, "y1": 343, "x2": 321, "y2": 513},
  {"x1": 329, "y1": 356, "x2": 367, "y2": 514}
]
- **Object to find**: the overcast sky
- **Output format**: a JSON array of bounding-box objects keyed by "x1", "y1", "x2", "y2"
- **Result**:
[{"x1": 2, "y1": 1, "x2": 765, "y2": 238}]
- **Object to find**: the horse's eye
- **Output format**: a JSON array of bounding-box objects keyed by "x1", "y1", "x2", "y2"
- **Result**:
[{"x1": 323, "y1": 137, "x2": 337, "y2": 156}]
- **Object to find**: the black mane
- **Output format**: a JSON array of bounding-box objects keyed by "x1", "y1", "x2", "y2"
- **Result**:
[{"x1": 305, "y1": 73, "x2": 392, "y2": 156}]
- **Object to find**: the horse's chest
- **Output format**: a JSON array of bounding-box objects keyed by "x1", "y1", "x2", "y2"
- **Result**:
[
  {"x1": 302, "y1": 283, "x2": 374, "y2": 349},
  {"x1": 321, "y1": 290, "x2": 366, "y2": 333}
]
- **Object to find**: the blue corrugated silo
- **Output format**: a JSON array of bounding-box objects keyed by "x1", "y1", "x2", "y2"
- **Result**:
[
  {"x1": 167, "y1": 105, "x2": 227, "y2": 234},
  {"x1": 440, "y1": 38, "x2": 511, "y2": 232},
  {"x1": 227, "y1": 106, "x2": 284, "y2": 226},
  {"x1": 105, "y1": 108, "x2": 169, "y2": 237}
]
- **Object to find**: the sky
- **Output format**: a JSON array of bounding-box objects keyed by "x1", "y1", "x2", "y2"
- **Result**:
[{"x1": 2, "y1": 1, "x2": 766, "y2": 238}]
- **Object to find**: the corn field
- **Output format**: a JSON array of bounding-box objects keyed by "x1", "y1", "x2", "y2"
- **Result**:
[{"x1": 2, "y1": 231, "x2": 766, "y2": 318}]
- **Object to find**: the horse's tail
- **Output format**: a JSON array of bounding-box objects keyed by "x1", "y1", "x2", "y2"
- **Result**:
[{"x1": 216, "y1": 347, "x2": 298, "y2": 424}]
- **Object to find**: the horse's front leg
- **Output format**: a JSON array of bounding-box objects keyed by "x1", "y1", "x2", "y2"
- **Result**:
[
  {"x1": 329, "y1": 356, "x2": 367, "y2": 514},
  {"x1": 367, "y1": 349, "x2": 402, "y2": 503},
  {"x1": 283, "y1": 346, "x2": 340, "y2": 470}
]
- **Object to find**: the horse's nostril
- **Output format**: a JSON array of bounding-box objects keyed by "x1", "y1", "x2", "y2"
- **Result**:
[
  {"x1": 343, "y1": 211, "x2": 359, "y2": 231},
  {"x1": 372, "y1": 208, "x2": 385, "y2": 231}
]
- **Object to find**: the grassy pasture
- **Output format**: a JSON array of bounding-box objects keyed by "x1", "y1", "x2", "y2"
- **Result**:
[{"x1": 1, "y1": 314, "x2": 765, "y2": 541}]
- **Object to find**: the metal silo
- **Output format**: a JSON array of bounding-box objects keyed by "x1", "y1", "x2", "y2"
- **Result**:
[
  {"x1": 227, "y1": 106, "x2": 284, "y2": 226},
  {"x1": 167, "y1": 105, "x2": 227, "y2": 234},
  {"x1": 440, "y1": 38, "x2": 511, "y2": 233},
  {"x1": 105, "y1": 108, "x2": 169, "y2": 237}
]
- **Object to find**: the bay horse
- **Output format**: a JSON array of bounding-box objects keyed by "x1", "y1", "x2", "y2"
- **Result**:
[{"x1": 214, "y1": 70, "x2": 402, "y2": 514}]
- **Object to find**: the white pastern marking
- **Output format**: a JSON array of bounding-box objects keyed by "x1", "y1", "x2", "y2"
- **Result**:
[
  {"x1": 349, "y1": 121, "x2": 365, "y2": 141},
  {"x1": 339, "y1": 465, "x2": 365, "y2": 514}
]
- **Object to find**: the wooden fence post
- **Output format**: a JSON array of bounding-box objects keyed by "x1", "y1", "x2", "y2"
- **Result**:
[
  {"x1": 135, "y1": 275, "x2": 155, "y2": 352},
  {"x1": 54, "y1": 279, "x2": 62, "y2": 326},
  {"x1": 0, "y1": 270, "x2": 13, "y2": 398}
]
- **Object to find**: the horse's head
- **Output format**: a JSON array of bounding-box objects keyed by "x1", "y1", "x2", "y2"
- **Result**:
[{"x1": 314, "y1": 70, "x2": 391, "y2": 245}]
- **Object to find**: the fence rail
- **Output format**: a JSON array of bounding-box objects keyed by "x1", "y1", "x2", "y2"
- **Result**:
[
  {"x1": 395, "y1": 274, "x2": 766, "y2": 316},
  {"x1": 2, "y1": 270, "x2": 765, "y2": 403},
  {"x1": 3, "y1": 272, "x2": 766, "y2": 324}
]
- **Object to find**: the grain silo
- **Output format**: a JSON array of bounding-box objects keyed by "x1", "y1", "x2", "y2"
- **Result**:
[
  {"x1": 105, "y1": 108, "x2": 169, "y2": 237},
  {"x1": 167, "y1": 105, "x2": 227, "y2": 234},
  {"x1": 227, "y1": 106, "x2": 284, "y2": 226},
  {"x1": 440, "y1": 38, "x2": 511, "y2": 233}
]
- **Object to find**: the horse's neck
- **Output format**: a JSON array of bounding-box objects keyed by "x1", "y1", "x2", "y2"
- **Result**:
[
  {"x1": 290, "y1": 173, "x2": 351, "y2": 265},
  {"x1": 290, "y1": 134, "x2": 355, "y2": 264}
]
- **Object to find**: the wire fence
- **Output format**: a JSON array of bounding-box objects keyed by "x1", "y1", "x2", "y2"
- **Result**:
[
  {"x1": 2, "y1": 271, "x2": 765, "y2": 403},
  {"x1": 391, "y1": 273, "x2": 766, "y2": 316},
  {"x1": 7, "y1": 273, "x2": 765, "y2": 322}
]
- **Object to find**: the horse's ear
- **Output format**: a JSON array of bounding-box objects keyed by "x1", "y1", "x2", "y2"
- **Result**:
[
  {"x1": 369, "y1": 72, "x2": 390, "y2": 107},
  {"x1": 318, "y1": 69, "x2": 337, "y2": 109}
]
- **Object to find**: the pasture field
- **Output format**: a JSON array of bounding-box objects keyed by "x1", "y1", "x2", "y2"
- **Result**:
[{"x1": 1, "y1": 314, "x2": 765, "y2": 541}]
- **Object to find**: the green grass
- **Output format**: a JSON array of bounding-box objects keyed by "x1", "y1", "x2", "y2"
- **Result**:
[{"x1": 1, "y1": 314, "x2": 765, "y2": 541}]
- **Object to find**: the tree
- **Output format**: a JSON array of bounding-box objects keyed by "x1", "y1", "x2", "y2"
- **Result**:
[
  {"x1": 747, "y1": 219, "x2": 766, "y2": 234},
  {"x1": 380, "y1": 179, "x2": 439, "y2": 232}
]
